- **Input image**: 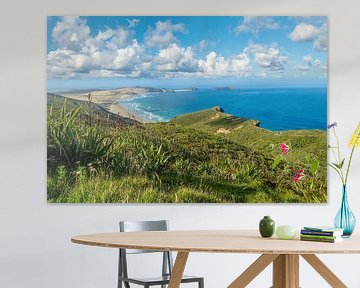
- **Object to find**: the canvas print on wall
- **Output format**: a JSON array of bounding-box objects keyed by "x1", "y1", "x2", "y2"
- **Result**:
[{"x1": 47, "y1": 16, "x2": 328, "y2": 203}]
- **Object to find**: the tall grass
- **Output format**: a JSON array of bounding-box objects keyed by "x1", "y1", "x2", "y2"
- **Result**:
[
  {"x1": 48, "y1": 101, "x2": 115, "y2": 171},
  {"x1": 47, "y1": 99, "x2": 327, "y2": 203}
]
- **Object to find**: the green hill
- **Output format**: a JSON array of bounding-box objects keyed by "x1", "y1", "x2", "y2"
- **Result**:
[
  {"x1": 171, "y1": 106, "x2": 327, "y2": 164},
  {"x1": 47, "y1": 93, "x2": 139, "y2": 127},
  {"x1": 47, "y1": 97, "x2": 327, "y2": 203}
]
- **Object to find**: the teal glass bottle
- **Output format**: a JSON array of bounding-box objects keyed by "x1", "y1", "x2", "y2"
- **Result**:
[
  {"x1": 334, "y1": 185, "x2": 356, "y2": 237},
  {"x1": 259, "y1": 216, "x2": 275, "y2": 238}
]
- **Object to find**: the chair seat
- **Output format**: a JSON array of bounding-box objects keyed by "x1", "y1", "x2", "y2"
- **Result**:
[{"x1": 119, "y1": 274, "x2": 203, "y2": 286}]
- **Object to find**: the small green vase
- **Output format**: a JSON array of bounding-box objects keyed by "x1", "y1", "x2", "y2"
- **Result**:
[{"x1": 259, "y1": 216, "x2": 275, "y2": 238}]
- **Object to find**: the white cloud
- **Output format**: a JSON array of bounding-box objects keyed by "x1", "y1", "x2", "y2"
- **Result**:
[
  {"x1": 235, "y1": 17, "x2": 280, "y2": 35},
  {"x1": 93, "y1": 29, "x2": 114, "y2": 43},
  {"x1": 106, "y1": 27, "x2": 133, "y2": 49},
  {"x1": 144, "y1": 20, "x2": 187, "y2": 49},
  {"x1": 289, "y1": 23, "x2": 328, "y2": 52},
  {"x1": 313, "y1": 59, "x2": 321, "y2": 67},
  {"x1": 112, "y1": 42, "x2": 143, "y2": 70},
  {"x1": 297, "y1": 65, "x2": 310, "y2": 71},
  {"x1": 245, "y1": 43, "x2": 287, "y2": 71},
  {"x1": 52, "y1": 16, "x2": 90, "y2": 51},
  {"x1": 198, "y1": 40, "x2": 208, "y2": 51},
  {"x1": 296, "y1": 57, "x2": 327, "y2": 73},
  {"x1": 82, "y1": 28, "x2": 134, "y2": 54},
  {"x1": 313, "y1": 59, "x2": 327, "y2": 70},
  {"x1": 47, "y1": 49, "x2": 91, "y2": 78},
  {"x1": 155, "y1": 44, "x2": 199, "y2": 73},
  {"x1": 289, "y1": 16, "x2": 327, "y2": 26},
  {"x1": 289, "y1": 23, "x2": 320, "y2": 42},
  {"x1": 303, "y1": 55, "x2": 313, "y2": 64},
  {"x1": 314, "y1": 34, "x2": 327, "y2": 52},
  {"x1": 198, "y1": 51, "x2": 250, "y2": 77},
  {"x1": 127, "y1": 18, "x2": 140, "y2": 28},
  {"x1": 48, "y1": 17, "x2": 299, "y2": 80},
  {"x1": 48, "y1": 17, "x2": 147, "y2": 79}
]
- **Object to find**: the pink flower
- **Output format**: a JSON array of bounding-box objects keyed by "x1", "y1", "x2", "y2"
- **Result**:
[
  {"x1": 279, "y1": 143, "x2": 289, "y2": 155},
  {"x1": 293, "y1": 170, "x2": 305, "y2": 183},
  {"x1": 296, "y1": 169, "x2": 304, "y2": 175}
]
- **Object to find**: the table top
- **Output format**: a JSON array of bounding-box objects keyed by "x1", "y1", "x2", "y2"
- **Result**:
[{"x1": 71, "y1": 230, "x2": 360, "y2": 254}]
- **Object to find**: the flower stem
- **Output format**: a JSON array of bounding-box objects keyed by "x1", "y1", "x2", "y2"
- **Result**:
[
  {"x1": 345, "y1": 145, "x2": 356, "y2": 185},
  {"x1": 333, "y1": 127, "x2": 342, "y2": 164},
  {"x1": 344, "y1": 128, "x2": 360, "y2": 185},
  {"x1": 331, "y1": 127, "x2": 345, "y2": 184},
  {"x1": 328, "y1": 163, "x2": 344, "y2": 180}
]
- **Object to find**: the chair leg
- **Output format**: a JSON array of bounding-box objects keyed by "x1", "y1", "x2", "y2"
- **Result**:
[
  {"x1": 161, "y1": 252, "x2": 168, "y2": 288},
  {"x1": 199, "y1": 278, "x2": 204, "y2": 288}
]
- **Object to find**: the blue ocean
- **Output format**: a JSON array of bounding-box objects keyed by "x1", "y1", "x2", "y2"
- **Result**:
[{"x1": 119, "y1": 87, "x2": 327, "y2": 131}]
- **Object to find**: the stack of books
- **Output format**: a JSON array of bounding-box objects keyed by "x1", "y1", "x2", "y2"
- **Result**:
[{"x1": 300, "y1": 226, "x2": 344, "y2": 243}]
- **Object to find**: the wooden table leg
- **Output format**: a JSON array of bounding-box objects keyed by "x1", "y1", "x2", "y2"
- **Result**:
[
  {"x1": 229, "y1": 253, "x2": 347, "y2": 288},
  {"x1": 228, "y1": 254, "x2": 279, "y2": 288},
  {"x1": 301, "y1": 254, "x2": 347, "y2": 288},
  {"x1": 288, "y1": 255, "x2": 300, "y2": 288},
  {"x1": 273, "y1": 254, "x2": 299, "y2": 288},
  {"x1": 273, "y1": 254, "x2": 286, "y2": 287},
  {"x1": 168, "y1": 252, "x2": 189, "y2": 288}
]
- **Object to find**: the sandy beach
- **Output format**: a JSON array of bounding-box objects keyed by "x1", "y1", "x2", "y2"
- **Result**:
[
  {"x1": 108, "y1": 102, "x2": 144, "y2": 122},
  {"x1": 61, "y1": 87, "x2": 147, "y2": 122}
]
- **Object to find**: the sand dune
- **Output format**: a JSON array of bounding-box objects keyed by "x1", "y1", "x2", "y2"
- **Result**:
[
  {"x1": 109, "y1": 103, "x2": 144, "y2": 122},
  {"x1": 60, "y1": 87, "x2": 147, "y2": 122}
]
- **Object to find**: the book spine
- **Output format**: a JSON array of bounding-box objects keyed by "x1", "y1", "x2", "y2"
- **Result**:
[
  {"x1": 301, "y1": 230, "x2": 335, "y2": 236},
  {"x1": 300, "y1": 234, "x2": 338, "y2": 240},
  {"x1": 300, "y1": 237, "x2": 337, "y2": 243}
]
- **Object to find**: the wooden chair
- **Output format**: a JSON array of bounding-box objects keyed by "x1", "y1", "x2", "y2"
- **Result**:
[{"x1": 118, "y1": 220, "x2": 204, "y2": 288}]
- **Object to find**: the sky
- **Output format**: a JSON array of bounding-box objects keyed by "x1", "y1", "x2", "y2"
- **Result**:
[{"x1": 47, "y1": 16, "x2": 328, "y2": 91}]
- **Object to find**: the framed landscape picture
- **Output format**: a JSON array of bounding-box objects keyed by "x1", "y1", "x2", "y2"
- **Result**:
[{"x1": 47, "y1": 16, "x2": 328, "y2": 203}]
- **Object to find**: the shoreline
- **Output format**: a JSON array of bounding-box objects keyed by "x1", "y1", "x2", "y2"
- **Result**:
[
  {"x1": 59, "y1": 87, "x2": 150, "y2": 123},
  {"x1": 109, "y1": 102, "x2": 145, "y2": 123},
  {"x1": 57, "y1": 87, "x2": 327, "y2": 131}
]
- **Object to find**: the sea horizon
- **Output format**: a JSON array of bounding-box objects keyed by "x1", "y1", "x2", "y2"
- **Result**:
[
  {"x1": 48, "y1": 83, "x2": 327, "y2": 94},
  {"x1": 118, "y1": 86, "x2": 327, "y2": 131}
]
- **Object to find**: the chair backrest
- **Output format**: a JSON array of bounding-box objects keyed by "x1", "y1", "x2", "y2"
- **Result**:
[
  {"x1": 118, "y1": 220, "x2": 173, "y2": 282},
  {"x1": 119, "y1": 220, "x2": 169, "y2": 254},
  {"x1": 120, "y1": 220, "x2": 168, "y2": 232}
]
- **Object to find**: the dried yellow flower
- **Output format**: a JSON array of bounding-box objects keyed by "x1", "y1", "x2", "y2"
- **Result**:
[{"x1": 349, "y1": 122, "x2": 360, "y2": 147}]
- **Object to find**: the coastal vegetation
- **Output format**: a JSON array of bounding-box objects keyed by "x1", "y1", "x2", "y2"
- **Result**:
[{"x1": 47, "y1": 93, "x2": 327, "y2": 203}]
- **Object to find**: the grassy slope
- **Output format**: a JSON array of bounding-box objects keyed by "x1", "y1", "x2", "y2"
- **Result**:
[
  {"x1": 171, "y1": 107, "x2": 327, "y2": 164},
  {"x1": 47, "y1": 97, "x2": 327, "y2": 203},
  {"x1": 47, "y1": 93, "x2": 139, "y2": 127}
]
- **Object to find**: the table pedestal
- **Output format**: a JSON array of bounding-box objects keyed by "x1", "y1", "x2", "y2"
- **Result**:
[
  {"x1": 272, "y1": 254, "x2": 299, "y2": 287},
  {"x1": 228, "y1": 254, "x2": 347, "y2": 288},
  {"x1": 168, "y1": 252, "x2": 348, "y2": 288}
]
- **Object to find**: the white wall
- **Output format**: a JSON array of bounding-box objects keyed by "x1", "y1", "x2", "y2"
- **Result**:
[{"x1": 1, "y1": 0, "x2": 360, "y2": 287}]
